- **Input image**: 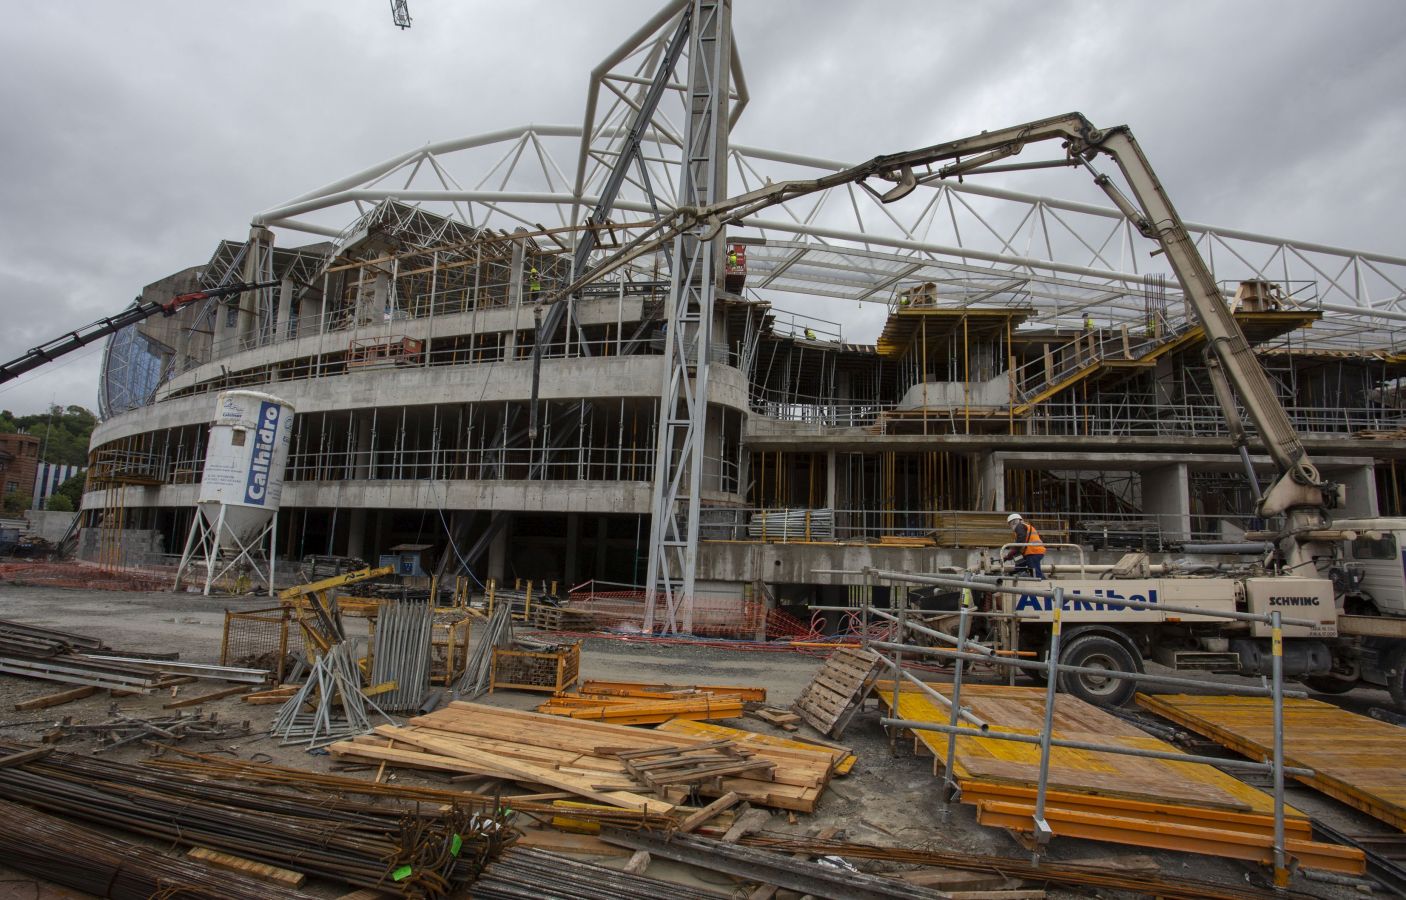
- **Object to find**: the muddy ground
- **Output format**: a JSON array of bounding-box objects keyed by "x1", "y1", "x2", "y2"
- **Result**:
[{"x1": 0, "y1": 582, "x2": 1395, "y2": 898}]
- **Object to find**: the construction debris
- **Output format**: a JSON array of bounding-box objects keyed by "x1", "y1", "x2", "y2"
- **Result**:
[
  {"x1": 657, "y1": 718, "x2": 857, "y2": 776},
  {"x1": 42, "y1": 707, "x2": 249, "y2": 751}
]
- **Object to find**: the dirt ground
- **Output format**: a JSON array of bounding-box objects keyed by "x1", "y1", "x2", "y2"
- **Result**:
[{"x1": 0, "y1": 582, "x2": 1394, "y2": 898}]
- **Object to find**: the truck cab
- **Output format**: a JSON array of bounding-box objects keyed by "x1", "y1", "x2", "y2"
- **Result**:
[{"x1": 1335, "y1": 517, "x2": 1406, "y2": 617}]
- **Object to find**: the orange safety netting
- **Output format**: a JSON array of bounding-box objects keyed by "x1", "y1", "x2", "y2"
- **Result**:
[{"x1": 0, "y1": 561, "x2": 172, "y2": 593}]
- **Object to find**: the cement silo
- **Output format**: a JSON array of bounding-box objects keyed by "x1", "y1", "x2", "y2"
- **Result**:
[{"x1": 175, "y1": 390, "x2": 295, "y2": 595}]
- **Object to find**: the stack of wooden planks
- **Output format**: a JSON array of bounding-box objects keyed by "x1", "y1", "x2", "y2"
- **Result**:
[
  {"x1": 578, "y1": 679, "x2": 767, "y2": 702},
  {"x1": 536, "y1": 693, "x2": 744, "y2": 724},
  {"x1": 792, "y1": 646, "x2": 882, "y2": 737},
  {"x1": 881, "y1": 683, "x2": 1364, "y2": 876},
  {"x1": 329, "y1": 701, "x2": 838, "y2": 813},
  {"x1": 658, "y1": 718, "x2": 857, "y2": 776},
  {"x1": 1138, "y1": 693, "x2": 1406, "y2": 831}
]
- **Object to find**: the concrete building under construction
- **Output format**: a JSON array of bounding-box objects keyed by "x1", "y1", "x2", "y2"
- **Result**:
[{"x1": 83, "y1": 2, "x2": 1406, "y2": 629}]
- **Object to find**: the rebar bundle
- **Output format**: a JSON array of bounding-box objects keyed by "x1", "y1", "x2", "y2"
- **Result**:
[
  {"x1": 471, "y1": 847, "x2": 724, "y2": 899},
  {"x1": 0, "y1": 741, "x2": 511, "y2": 896},
  {"x1": 372, "y1": 598, "x2": 434, "y2": 711},
  {"x1": 273, "y1": 641, "x2": 384, "y2": 747},
  {"x1": 0, "y1": 798, "x2": 318, "y2": 899}
]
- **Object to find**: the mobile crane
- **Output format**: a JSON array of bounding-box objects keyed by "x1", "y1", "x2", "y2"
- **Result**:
[
  {"x1": 540, "y1": 111, "x2": 1406, "y2": 709},
  {"x1": 0, "y1": 280, "x2": 280, "y2": 386}
]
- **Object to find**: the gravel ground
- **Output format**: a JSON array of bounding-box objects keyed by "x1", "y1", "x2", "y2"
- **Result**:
[{"x1": 0, "y1": 581, "x2": 1392, "y2": 898}]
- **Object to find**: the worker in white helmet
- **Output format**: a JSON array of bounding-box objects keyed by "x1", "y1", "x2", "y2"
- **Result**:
[{"x1": 1002, "y1": 513, "x2": 1046, "y2": 579}]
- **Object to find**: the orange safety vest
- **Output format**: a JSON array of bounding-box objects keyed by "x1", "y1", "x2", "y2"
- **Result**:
[{"x1": 1016, "y1": 522, "x2": 1046, "y2": 555}]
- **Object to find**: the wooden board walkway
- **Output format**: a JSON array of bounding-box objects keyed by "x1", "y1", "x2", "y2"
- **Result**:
[
  {"x1": 882, "y1": 683, "x2": 1363, "y2": 874},
  {"x1": 1138, "y1": 693, "x2": 1406, "y2": 832}
]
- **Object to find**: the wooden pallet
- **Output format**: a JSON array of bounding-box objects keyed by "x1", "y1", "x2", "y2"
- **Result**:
[
  {"x1": 791, "y1": 647, "x2": 882, "y2": 738},
  {"x1": 1138, "y1": 693, "x2": 1406, "y2": 832}
]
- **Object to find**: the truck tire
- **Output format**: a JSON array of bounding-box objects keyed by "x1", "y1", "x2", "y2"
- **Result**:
[
  {"x1": 1388, "y1": 648, "x2": 1406, "y2": 712},
  {"x1": 1057, "y1": 634, "x2": 1140, "y2": 708},
  {"x1": 1302, "y1": 675, "x2": 1356, "y2": 695}
]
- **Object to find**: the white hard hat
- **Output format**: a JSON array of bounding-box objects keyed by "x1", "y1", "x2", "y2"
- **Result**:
[{"x1": 1006, "y1": 513, "x2": 1023, "y2": 524}]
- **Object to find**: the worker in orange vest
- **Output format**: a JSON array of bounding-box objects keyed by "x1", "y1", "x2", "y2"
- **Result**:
[{"x1": 1003, "y1": 513, "x2": 1046, "y2": 579}]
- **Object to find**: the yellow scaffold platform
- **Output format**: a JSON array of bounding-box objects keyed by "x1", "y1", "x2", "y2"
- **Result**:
[
  {"x1": 880, "y1": 683, "x2": 1363, "y2": 875},
  {"x1": 1138, "y1": 693, "x2": 1406, "y2": 832}
]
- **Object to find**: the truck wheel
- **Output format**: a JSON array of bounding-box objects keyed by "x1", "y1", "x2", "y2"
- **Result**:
[
  {"x1": 1058, "y1": 634, "x2": 1139, "y2": 708},
  {"x1": 1302, "y1": 675, "x2": 1356, "y2": 695},
  {"x1": 1388, "y1": 648, "x2": 1406, "y2": 712}
]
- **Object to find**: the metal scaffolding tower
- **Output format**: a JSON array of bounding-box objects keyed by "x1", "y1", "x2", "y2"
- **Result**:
[{"x1": 644, "y1": 0, "x2": 732, "y2": 634}]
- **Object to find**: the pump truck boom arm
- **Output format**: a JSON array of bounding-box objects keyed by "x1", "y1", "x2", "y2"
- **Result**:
[
  {"x1": 0, "y1": 280, "x2": 281, "y2": 386},
  {"x1": 548, "y1": 112, "x2": 1331, "y2": 547}
]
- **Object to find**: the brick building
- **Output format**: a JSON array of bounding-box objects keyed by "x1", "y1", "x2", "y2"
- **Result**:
[{"x1": 0, "y1": 433, "x2": 40, "y2": 504}]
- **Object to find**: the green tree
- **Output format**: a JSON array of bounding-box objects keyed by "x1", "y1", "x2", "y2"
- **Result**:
[
  {"x1": 15, "y1": 405, "x2": 98, "y2": 465},
  {"x1": 44, "y1": 493, "x2": 73, "y2": 512},
  {"x1": 53, "y1": 472, "x2": 86, "y2": 510},
  {"x1": 3, "y1": 492, "x2": 32, "y2": 516}
]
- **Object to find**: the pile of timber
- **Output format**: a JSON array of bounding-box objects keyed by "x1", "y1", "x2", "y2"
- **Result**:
[
  {"x1": 925, "y1": 512, "x2": 1069, "y2": 547},
  {"x1": 329, "y1": 701, "x2": 840, "y2": 813},
  {"x1": 537, "y1": 680, "x2": 763, "y2": 725}
]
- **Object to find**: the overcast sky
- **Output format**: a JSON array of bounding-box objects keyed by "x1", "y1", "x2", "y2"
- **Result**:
[{"x1": 0, "y1": 0, "x2": 1402, "y2": 417}]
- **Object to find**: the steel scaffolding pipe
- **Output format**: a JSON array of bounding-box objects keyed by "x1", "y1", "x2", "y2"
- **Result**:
[
  {"x1": 866, "y1": 639, "x2": 1310, "y2": 700},
  {"x1": 878, "y1": 717, "x2": 1313, "y2": 777}
]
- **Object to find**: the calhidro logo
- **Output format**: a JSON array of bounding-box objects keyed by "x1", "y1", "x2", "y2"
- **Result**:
[{"x1": 244, "y1": 402, "x2": 280, "y2": 505}]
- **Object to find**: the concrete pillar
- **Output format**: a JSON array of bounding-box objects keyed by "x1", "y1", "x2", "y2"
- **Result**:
[
  {"x1": 595, "y1": 516, "x2": 609, "y2": 579},
  {"x1": 564, "y1": 513, "x2": 580, "y2": 585},
  {"x1": 1338, "y1": 465, "x2": 1379, "y2": 518},
  {"x1": 1141, "y1": 463, "x2": 1191, "y2": 543},
  {"x1": 506, "y1": 232, "x2": 527, "y2": 356},
  {"x1": 825, "y1": 450, "x2": 837, "y2": 511},
  {"x1": 488, "y1": 521, "x2": 509, "y2": 583},
  {"x1": 346, "y1": 509, "x2": 367, "y2": 560},
  {"x1": 238, "y1": 225, "x2": 273, "y2": 347},
  {"x1": 276, "y1": 276, "x2": 294, "y2": 342},
  {"x1": 358, "y1": 271, "x2": 390, "y2": 325},
  {"x1": 977, "y1": 452, "x2": 1005, "y2": 511},
  {"x1": 352, "y1": 415, "x2": 372, "y2": 480}
]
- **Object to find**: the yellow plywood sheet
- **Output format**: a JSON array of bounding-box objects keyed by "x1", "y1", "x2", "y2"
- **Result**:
[
  {"x1": 1137, "y1": 693, "x2": 1406, "y2": 831},
  {"x1": 882, "y1": 683, "x2": 1300, "y2": 819}
]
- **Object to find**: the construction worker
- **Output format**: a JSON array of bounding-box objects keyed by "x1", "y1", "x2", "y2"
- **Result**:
[
  {"x1": 1083, "y1": 314, "x2": 1094, "y2": 332},
  {"x1": 804, "y1": 327, "x2": 817, "y2": 340},
  {"x1": 1002, "y1": 513, "x2": 1046, "y2": 579},
  {"x1": 528, "y1": 267, "x2": 541, "y2": 299},
  {"x1": 727, "y1": 248, "x2": 739, "y2": 268}
]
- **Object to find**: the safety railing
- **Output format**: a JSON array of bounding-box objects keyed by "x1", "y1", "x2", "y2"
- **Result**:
[{"x1": 815, "y1": 565, "x2": 1315, "y2": 888}]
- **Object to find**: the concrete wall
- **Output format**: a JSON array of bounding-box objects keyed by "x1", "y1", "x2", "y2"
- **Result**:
[{"x1": 23, "y1": 509, "x2": 75, "y2": 542}]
